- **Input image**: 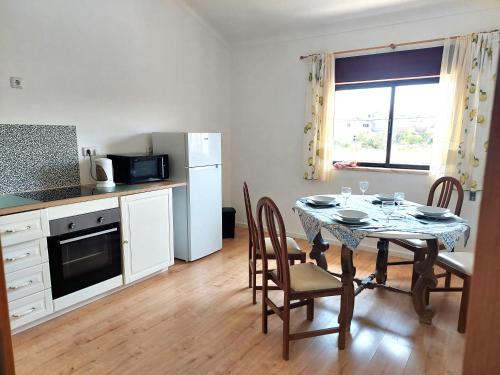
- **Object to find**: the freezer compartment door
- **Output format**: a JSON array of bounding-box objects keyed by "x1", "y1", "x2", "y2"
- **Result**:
[
  {"x1": 187, "y1": 133, "x2": 222, "y2": 167},
  {"x1": 188, "y1": 165, "x2": 222, "y2": 260}
]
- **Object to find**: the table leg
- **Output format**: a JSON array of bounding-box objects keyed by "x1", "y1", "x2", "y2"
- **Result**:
[
  {"x1": 310, "y1": 232, "x2": 329, "y2": 270},
  {"x1": 375, "y1": 239, "x2": 389, "y2": 284},
  {"x1": 339, "y1": 244, "x2": 356, "y2": 330},
  {"x1": 412, "y1": 238, "x2": 438, "y2": 324}
]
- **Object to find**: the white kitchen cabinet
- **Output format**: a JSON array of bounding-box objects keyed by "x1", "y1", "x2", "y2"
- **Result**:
[
  {"x1": 120, "y1": 189, "x2": 173, "y2": 283},
  {"x1": 2, "y1": 238, "x2": 48, "y2": 274},
  {"x1": 8, "y1": 289, "x2": 53, "y2": 330},
  {"x1": 0, "y1": 209, "x2": 49, "y2": 247},
  {"x1": 6, "y1": 263, "x2": 51, "y2": 302}
]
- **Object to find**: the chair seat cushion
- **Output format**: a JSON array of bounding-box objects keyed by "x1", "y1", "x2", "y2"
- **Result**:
[
  {"x1": 264, "y1": 237, "x2": 303, "y2": 255},
  {"x1": 392, "y1": 238, "x2": 447, "y2": 251},
  {"x1": 438, "y1": 252, "x2": 474, "y2": 275},
  {"x1": 288, "y1": 263, "x2": 342, "y2": 292},
  {"x1": 400, "y1": 239, "x2": 427, "y2": 248}
]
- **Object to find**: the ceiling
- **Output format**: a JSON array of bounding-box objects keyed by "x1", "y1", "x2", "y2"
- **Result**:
[{"x1": 182, "y1": 0, "x2": 498, "y2": 44}]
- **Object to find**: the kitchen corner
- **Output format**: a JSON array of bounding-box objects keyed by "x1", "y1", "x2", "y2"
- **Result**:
[{"x1": 0, "y1": 124, "x2": 221, "y2": 334}]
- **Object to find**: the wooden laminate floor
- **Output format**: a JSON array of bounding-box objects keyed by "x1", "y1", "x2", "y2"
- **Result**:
[{"x1": 12, "y1": 227, "x2": 465, "y2": 375}]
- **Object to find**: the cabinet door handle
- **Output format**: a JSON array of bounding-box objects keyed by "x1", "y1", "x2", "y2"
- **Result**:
[
  {"x1": 11, "y1": 307, "x2": 36, "y2": 319},
  {"x1": 4, "y1": 225, "x2": 32, "y2": 234},
  {"x1": 5, "y1": 252, "x2": 31, "y2": 262},
  {"x1": 8, "y1": 280, "x2": 34, "y2": 290}
]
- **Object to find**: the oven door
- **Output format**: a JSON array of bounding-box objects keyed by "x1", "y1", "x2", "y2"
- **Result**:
[
  {"x1": 130, "y1": 156, "x2": 166, "y2": 183},
  {"x1": 48, "y1": 224, "x2": 122, "y2": 299}
]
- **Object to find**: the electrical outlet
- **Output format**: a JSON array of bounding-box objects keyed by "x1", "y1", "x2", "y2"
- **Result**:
[
  {"x1": 10, "y1": 77, "x2": 23, "y2": 89},
  {"x1": 82, "y1": 147, "x2": 96, "y2": 157}
]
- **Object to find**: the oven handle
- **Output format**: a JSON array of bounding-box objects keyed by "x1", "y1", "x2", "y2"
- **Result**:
[{"x1": 59, "y1": 228, "x2": 118, "y2": 245}]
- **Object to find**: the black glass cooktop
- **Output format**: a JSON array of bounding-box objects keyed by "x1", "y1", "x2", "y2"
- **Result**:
[{"x1": 15, "y1": 186, "x2": 102, "y2": 202}]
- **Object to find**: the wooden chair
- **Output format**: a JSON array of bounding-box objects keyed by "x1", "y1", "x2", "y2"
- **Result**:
[
  {"x1": 427, "y1": 252, "x2": 473, "y2": 333},
  {"x1": 255, "y1": 196, "x2": 347, "y2": 360},
  {"x1": 244, "y1": 182, "x2": 306, "y2": 304},
  {"x1": 388, "y1": 176, "x2": 465, "y2": 289}
]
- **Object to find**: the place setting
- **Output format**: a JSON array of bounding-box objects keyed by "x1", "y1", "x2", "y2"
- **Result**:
[
  {"x1": 408, "y1": 205, "x2": 467, "y2": 224},
  {"x1": 301, "y1": 195, "x2": 339, "y2": 208}
]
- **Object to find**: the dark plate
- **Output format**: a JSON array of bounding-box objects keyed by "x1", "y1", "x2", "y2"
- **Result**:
[
  {"x1": 304, "y1": 199, "x2": 338, "y2": 208},
  {"x1": 412, "y1": 212, "x2": 460, "y2": 221}
]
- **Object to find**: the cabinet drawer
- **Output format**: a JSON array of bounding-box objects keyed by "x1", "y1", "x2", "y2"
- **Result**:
[
  {"x1": 0, "y1": 210, "x2": 49, "y2": 246},
  {"x1": 8, "y1": 289, "x2": 53, "y2": 330},
  {"x1": 2, "y1": 238, "x2": 48, "y2": 274},
  {"x1": 6, "y1": 263, "x2": 51, "y2": 302}
]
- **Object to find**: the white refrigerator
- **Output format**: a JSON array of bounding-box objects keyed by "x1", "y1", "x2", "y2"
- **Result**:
[{"x1": 152, "y1": 132, "x2": 222, "y2": 261}]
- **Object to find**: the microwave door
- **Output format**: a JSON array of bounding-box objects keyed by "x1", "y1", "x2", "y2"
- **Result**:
[{"x1": 132, "y1": 157, "x2": 160, "y2": 182}]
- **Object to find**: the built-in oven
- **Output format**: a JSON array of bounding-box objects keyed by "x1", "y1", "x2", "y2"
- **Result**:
[{"x1": 47, "y1": 208, "x2": 123, "y2": 310}]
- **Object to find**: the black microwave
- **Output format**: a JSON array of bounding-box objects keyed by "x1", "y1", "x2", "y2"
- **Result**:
[{"x1": 107, "y1": 153, "x2": 169, "y2": 184}]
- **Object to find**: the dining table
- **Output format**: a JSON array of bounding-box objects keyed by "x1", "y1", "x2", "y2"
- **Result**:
[{"x1": 293, "y1": 194, "x2": 470, "y2": 329}]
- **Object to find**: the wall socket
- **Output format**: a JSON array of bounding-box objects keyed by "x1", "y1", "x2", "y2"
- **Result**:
[
  {"x1": 82, "y1": 147, "x2": 97, "y2": 157},
  {"x1": 10, "y1": 77, "x2": 23, "y2": 89}
]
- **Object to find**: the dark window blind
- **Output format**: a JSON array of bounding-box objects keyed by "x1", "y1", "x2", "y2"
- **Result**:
[{"x1": 335, "y1": 46, "x2": 443, "y2": 84}]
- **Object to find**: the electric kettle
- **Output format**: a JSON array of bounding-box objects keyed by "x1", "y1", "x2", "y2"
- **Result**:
[{"x1": 94, "y1": 158, "x2": 116, "y2": 189}]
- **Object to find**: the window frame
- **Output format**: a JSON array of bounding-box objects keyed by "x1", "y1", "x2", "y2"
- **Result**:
[{"x1": 334, "y1": 77, "x2": 440, "y2": 171}]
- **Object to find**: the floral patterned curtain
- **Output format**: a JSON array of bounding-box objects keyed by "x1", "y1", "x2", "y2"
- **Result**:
[
  {"x1": 457, "y1": 31, "x2": 499, "y2": 192},
  {"x1": 431, "y1": 31, "x2": 499, "y2": 193},
  {"x1": 303, "y1": 53, "x2": 335, "y2": 181}
]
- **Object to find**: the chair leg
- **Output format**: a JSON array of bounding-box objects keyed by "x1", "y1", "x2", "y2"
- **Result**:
[
  {"x1": 425, "y1": 287, "x2": 430, "y2": 305},
  {"x1": 458, "y1": 276, "x2": 471, "y2": 334},
  {"x1": 338, "y1": 288, "x2": 347, "y2": 350},
  {"x1": 300, "y1": 254, "x2": 306, "y2": 264},
  {"x1": 252, "y1": 257, "x2": 257, "y2": 305},
  {"x1": 248, "y1": 244, "x2": 252, "y2": 288},
  {"x1": 306, "y1": 299, "x2": 314, "y2": 321},
  {"x1": 262, "y1": 275, "x2": 268, "y2": 334},
  {"x1": 282, "y1": 293, "x2": 290, "y2": 360},
  {"x1": 444, "y1": 271, "x2": 452, "y2": 288},
  {"x1": 411, "y1": 249, "x2": 425, "y2": 290},
  {"x1": 248, "y1": 262, "x2": 252, "y2": 289},
  {"x1": 290, "y1": 259, "x2": 295, "y2": 266}
]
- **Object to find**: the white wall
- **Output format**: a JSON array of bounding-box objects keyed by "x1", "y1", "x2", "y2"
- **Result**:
[
  {"x1": 230, "y1": 8, "x2": 500, "y2": 253},
  {"x1": 0, "y1": 0, "x2": 232, "y2": 205}
]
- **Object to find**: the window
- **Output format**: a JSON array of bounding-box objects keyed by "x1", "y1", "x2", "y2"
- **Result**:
[
  {"x1": 333, "y1": 79, "x2": 440, "y2": 169},
  {"x1": 333, "y1": 47, "x2": 443, "y2": 170}
]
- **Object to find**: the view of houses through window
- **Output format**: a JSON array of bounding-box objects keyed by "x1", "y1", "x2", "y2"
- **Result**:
[{"x1": 333, "y1": 80, "x2": 440, "y2": 169}]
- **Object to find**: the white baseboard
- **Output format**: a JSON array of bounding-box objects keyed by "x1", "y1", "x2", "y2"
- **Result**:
[{"x1": 235, "y1": 221, "x2": 413, "y2": 260}]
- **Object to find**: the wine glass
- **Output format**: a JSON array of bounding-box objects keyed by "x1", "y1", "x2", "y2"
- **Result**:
[
  {"x1": 394, "y1": 192, "x2": 405, "y2": 213},
  {"x1": 359, "y1": 181, "x2": 369, "y2": 195},
  {"x1": 381, "y1": 201, "x2": 396, "y2": 223},
  {"x1": 341, "y1": 187, "x2": 352, "y2": 207}
]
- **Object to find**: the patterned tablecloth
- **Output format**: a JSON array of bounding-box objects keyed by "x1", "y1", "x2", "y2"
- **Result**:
[{"x1": 294, "y1": 195, "x2": 470, "y2": 250}]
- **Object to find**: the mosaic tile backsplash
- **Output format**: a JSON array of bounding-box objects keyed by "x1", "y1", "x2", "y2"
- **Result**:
[{"x1": 0, "y1": 124, "x2": 80, "y2": 194}]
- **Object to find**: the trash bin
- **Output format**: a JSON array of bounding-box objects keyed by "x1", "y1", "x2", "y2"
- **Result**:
[{"x1": 222, "y1": 207, "x2": 236, "y2": 238}]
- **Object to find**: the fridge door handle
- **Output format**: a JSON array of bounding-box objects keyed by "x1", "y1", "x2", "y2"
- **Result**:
[{"x1": 185, "y1": 164, "x2": 220, "y2": 170}]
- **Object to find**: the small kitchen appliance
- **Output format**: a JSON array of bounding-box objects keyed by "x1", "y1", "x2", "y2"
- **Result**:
[
  {"x1": 94, "y1": 158, "x2": 116, "y2": 189},
  {"x1": 107, "y1": 153, "x2": 169, "y2": 184}
]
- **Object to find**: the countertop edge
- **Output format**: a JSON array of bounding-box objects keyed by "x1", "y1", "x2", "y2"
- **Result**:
[{"x1": 0, "y1": 181, "x2": 187, "y2": 217}]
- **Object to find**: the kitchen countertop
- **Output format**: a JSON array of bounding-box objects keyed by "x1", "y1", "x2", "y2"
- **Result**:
[{"x1": 0, "y1": 180, "x2": 186, "y2": 216}]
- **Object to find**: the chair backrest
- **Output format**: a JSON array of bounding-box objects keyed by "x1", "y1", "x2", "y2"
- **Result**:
[
  {"x1": 256, "y1": 197, "x2": 290, "y2": 291},
  {"x1": 427, "y1": 176, "x2": 464, "y2": 215},
  {"x1": 243, "y1": 182, "x2": 258, "y2": 251}
]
